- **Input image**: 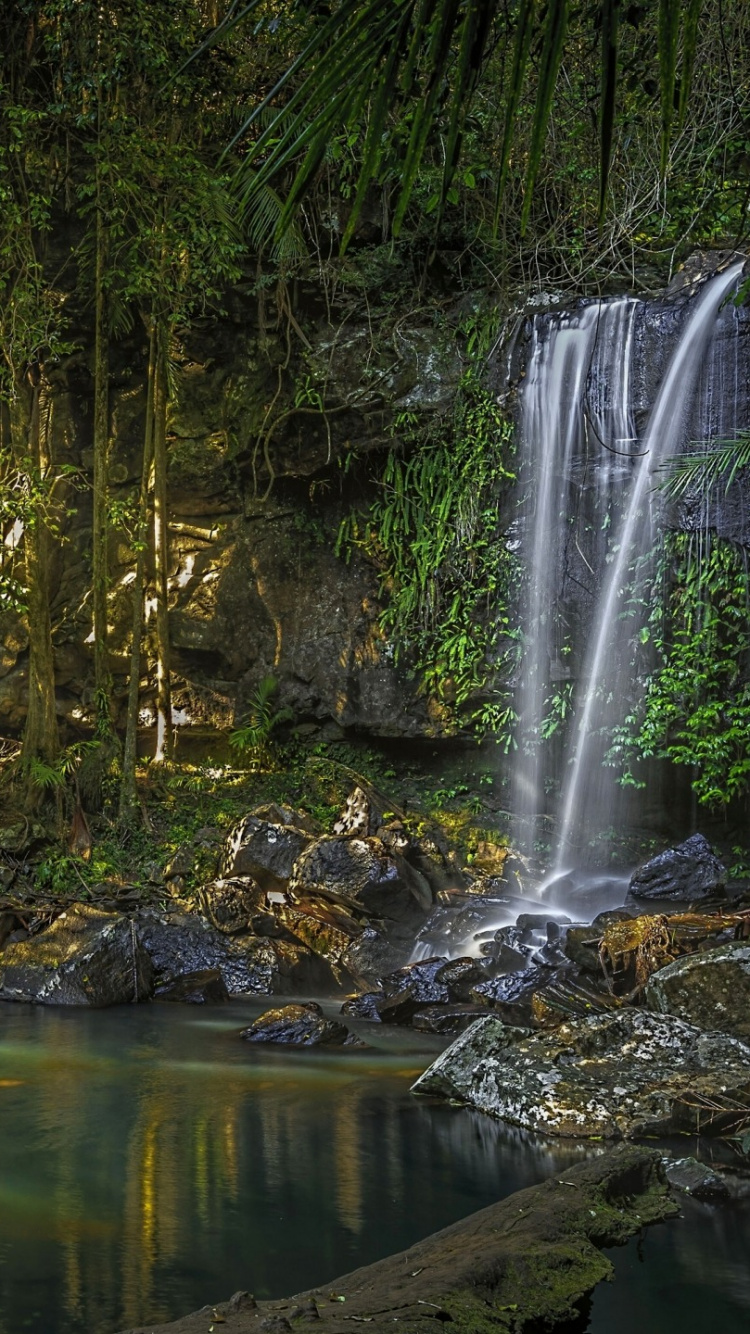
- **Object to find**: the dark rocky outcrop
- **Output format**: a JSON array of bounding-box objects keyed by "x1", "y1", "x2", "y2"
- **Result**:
[
  {"x1": 629, "y1": 833, "x2": 726, "y2": 902},
  {"x1": 199, "y1": 877, "x2": 268, "y2": 933},
  {"x1": 412, "y1": 1010, "x2": 750, "y2": 1138},
  {"x1": 289, "y1": 835, "x2": 432, "y2": 920},
  {"x1": 645, "y1": 941, "x2": 750, "y2": 1039},
  {"x1": 155, "y1": 968, "x2": 230, "y2": 1004},
  {"x1": 221, "y1": 813, "x2": 313, "y2": 891},
  {"x1": 0, "y1": 905, "x2": 152, "y2": 1006},
  {"x1": 117, "y1": 1146, "x2": 677, "y2": 1334},
  {"x1": 240, "y1": 1002, "x2": 351, "y2": 1046},
  {"x1": 137, "y1": 910, "x2": 342, "y2": 996}
]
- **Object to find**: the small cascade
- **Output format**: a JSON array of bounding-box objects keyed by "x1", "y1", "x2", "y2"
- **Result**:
[{"x1": 513, "y1": 261, "x2": 745, "y2": 886}]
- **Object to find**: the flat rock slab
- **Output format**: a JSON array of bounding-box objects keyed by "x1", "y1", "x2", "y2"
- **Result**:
[
  {"x1": 411, "y1": 1010, "x2": 750, "y2": 1138},
  {"x1": 117, "y1": 1145, "x2": 677, "y2": 1334}
]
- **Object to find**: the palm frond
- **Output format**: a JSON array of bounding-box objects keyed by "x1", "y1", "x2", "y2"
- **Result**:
[{"x1": 657, "y1": 434, "x2": 750, "y2": 499}]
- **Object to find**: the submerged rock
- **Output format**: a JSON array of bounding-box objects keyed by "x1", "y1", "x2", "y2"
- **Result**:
[
  {"x1": 645, "y1": 941, "x2": 750, "y2": 1039},
  {"x1": 0, "y1": 904, "x2": 152, "y2": 1006},
  {"x1": 240, "y1": 1002, "x2": 351, "y2": 1046},
  {"x1": 412, "y1": 1010, "x2": 750, "y2": 1138},
  {"x1": 629, "y1": 833, "x2": 726, "y2": 902}
]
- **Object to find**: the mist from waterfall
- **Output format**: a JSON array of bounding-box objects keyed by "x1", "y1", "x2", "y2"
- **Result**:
[{"x1": 513, "y1": 263, "x2": 745, "y2": 876}]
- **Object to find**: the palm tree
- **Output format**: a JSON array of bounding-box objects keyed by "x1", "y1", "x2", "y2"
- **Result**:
[{"x1": 198, "y1": 0, "x2": 704, "y2": 242}]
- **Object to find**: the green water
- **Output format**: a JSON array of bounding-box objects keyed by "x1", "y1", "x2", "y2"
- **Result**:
[
  {"x1": 0, "y1": 1001, "x2": 589, "y2": 1334},
  {"x1": 1, "y1": 1001, "x2": 749, "y2": 1334}
]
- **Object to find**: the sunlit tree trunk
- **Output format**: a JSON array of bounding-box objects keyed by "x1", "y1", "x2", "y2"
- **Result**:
[
  {"x1": 152, "y1": 313, "x2": 173, "y2": 763},
  {"x1": 16, "y1": 360, "x2": 59, "y2": 802},
  {"x1": 119, "y1": 323, "x2": 156, "y2": 820},
  {"x1": 92, "y1": 139, "x2": 113, "y2": 731}
]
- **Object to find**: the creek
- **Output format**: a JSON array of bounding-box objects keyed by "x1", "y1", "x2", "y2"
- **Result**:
[{"x1": 0, "y1": 1000, "x2": 749, "y2": 1334}]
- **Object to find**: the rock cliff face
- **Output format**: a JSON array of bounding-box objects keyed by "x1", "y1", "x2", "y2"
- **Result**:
[{"x1": 1, "y1": 255, "x2": 747, "y2": 744}]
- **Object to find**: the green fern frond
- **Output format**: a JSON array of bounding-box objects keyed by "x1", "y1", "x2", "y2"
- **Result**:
[{"x1": 658, "y1": 434, "x2": 750, "y2": 498}]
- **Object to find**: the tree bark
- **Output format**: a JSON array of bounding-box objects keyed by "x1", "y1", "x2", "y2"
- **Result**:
[
  {"x1": 92, "y1": 151, "x2": 113, "y2": 731},
  {"x1": 119, "y1": 323, "x2": 156, "y2": 821},
  {"x1": 152, "y1": 317, "x2": 173, "y2": 763},
  {"x1": 17, "y1": 361, "x2": 59, "y2": 803}
]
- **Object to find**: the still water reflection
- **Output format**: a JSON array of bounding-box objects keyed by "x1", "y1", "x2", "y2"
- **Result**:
[
  {"x1": 2, "y1": 1003, "x2": 749, "y2": 1334},
  {"x1": 0, "y1": 1002, "x2": 589, "y2": 1334}
]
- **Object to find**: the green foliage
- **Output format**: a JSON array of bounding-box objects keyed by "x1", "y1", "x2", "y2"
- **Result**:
[
  {"x1": 608, "y1": 533, "x2": 750, "y2": 808},
  {"x1": 338, "y1": 368, "x2": 518, "y2": 738},
  {"x1": 229, "y1": 675, "x2": 293, "y2": 770}
]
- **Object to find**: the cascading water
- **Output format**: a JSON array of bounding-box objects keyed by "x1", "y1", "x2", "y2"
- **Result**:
[{"x1": 514, "y1": 261, "x2": 745, "y2": 895}]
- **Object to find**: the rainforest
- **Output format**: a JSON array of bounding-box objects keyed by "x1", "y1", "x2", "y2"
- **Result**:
[{"x1": 1, "y1": 4, "x2": 750, "y2": 1333}]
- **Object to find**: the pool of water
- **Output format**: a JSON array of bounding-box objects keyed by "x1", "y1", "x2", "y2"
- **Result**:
[{"x1": 1, "y1": 1001, "x2": 749, "y2": 1334}]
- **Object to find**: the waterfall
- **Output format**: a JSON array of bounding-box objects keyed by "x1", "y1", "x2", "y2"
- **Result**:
[{"x1": 515, "y1": 263, "x2": 744, "y2": 877}]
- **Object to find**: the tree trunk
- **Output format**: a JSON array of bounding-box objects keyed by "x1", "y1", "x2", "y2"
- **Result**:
[
  {"x1": 17, "y1": 362, "x2": 59, "y2": 804},
  {"x1": 152, "y1": 317, "x2": 173, "y2": 763},
  {"x1": 92, "y1": 158, "x2": 113, "y2": 732},
  {"x1": 119, "y1": 323, "x2": 156, "y2": 821}
]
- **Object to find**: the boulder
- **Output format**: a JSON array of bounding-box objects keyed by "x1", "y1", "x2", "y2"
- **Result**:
[
  {"x1": 434, "y1": 956, "x2": 493, "y2": 1002},
  {"x1": 342, "y1": 926, "x2": 414, "y2": 983},
  {"x1": 0, "y1": 904, "x2": 152, "y2": 1006},
  {"x1": 469, "y1": 964, "x2": 558, "y2": 1026},
  {"x1": 664, "y1": 1156, "x2": 729, "y2": 1200},
  {"x1": 340, "y1": 991, "x2": 383, "y2": 1021},
  {"x1": 289, "y1": 836, "x2": 432, "y2": 919},
  {"x1": 155, "y1": 969, "x2": 229, "y2": 1004},
  {"x1": 411, "y1": 1004, "x2": 489, "y2": 1036},
  {"x1": 381, "y1": 956, "x2": 450, "y2": 1004},
  {"x1": 412, "y1": 1010, "x2": 750, "y2": 1138},
  {"x1": 240, "y1": 1002, "x2": 351, "y2": 1046},
  {"x1": 137, "y1": 910, "x2": 342, "y2": 996},
  {"x1": 221, "y1": 813, "x2": 313, "y2": 891},
  {"x1": 629, "y1": 833, "x2": 726, "y2": 902},
  {"x1": 645, "y1": 941, "x2": 750, "y2": 1039},
  {"x1": 199, "y1": 876, "x2": 267, "y2": 933}
]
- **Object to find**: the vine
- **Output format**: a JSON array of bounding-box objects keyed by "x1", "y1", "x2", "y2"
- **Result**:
[
  {"x1": 607, "y1": 532, "x2": 750, "y2": 808},
  {"x1": 337, "y1": 370, "x2": 518, "y2": 739}
]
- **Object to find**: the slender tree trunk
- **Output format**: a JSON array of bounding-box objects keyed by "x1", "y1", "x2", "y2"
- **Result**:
[
  {"x1": 119, "y1": 323, "x2": 156, "y2": 821},
  {"x1": 92, "y1": 152, "x2": 113, "y2": 731},
  {"x1": 152, "y1": 316, "x2": 173, "y2": 763},
  {"x1": 17, "y1": 362, "x2": 59, "y2": 804}
]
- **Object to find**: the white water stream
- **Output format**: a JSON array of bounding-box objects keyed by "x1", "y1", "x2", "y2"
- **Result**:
[{"x1": 515, "y1": 262, "x2": 744, "y2": 882}]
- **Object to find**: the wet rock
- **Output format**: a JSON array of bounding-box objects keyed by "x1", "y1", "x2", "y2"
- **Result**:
[
  {"x1": 276, "y1": 896, "x2": 360, "y2": 966},
  {"x1": 199, "y1": 876, "x2": 267, "y2": 933},
  {"x1": 340, "y1": 991, "x2": 383, "y2": 1021},
  {"x1": 469, "y1": 964, "x2": 557, "y2": 1026},
  {"x1": 412, "y1": 1004, "x2": 489, "y2": 1036},
  {"x1": 412, "y1": 1010, "x2": 750, "y2": 1139},
  {"x1": 664, "y1": 1156, "x2": 729, "y2": 1199},
  {"x1": 375, "y1": 987, "x2": 419, "y2": 1024},
  {"x1": 240, "y1": 1002, "x2": 351, "y2": 1046},
  {"x1": 381, "y1": 957, "x2": 450, "y2": 1005},
  {"x1": 563, "y1": 925, "x2": 605, "y2": 973},
  {"x1": 531, "y1": 974, "x2": 622, "y2": 1028},
  {"x1": 630, "y1": 833, "x2": 726, "y2": 902},
  {"x1": 222, "y1": 813, "x2": 313, "y2": 891},
  {"x1": 434, "y1": 956, "x2": 492, "y2": 1002},
  {"x1": 333, "y1": 785, "x2": 399, "y2": 837},
  {"x1": 0, "y1": 905, "x2": 152, "y2": 1006},
  {"x1": 645, "y1": 941, "x2": 750, "y2": 1039},
  {"x1": 252, "y1": 803, "x2": 321, "y2": 836},
  {"x1": 290, "y1": 836, "x2": 432, "y2": 919},
  {"x1": 138, "y1": 910, "x2": 341, "y2": 996},
  {"x1": 155, "y1": 968, "x2": 229, "y2": 1004},
  {"x1": 599, "y1": 910, "x2": 745, "y2": 997},
  {"x1": 341, "y1": 926, "x2": 413, "y2": 983},
  {"x1": 414, "y1": 894, "x2": 515, "y2": 958}
]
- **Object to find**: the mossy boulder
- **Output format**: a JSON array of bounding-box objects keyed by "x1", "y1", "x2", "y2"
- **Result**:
[
  {"x1": 645, "y1": 941, "x2": 750, "y2": 1039},
  {"x1": 0, "y1": 904, "x2": 152, "y2": 1007},
  {"x1": 412, "y1": 1010, "x2": 750, "y2": 1138}
]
